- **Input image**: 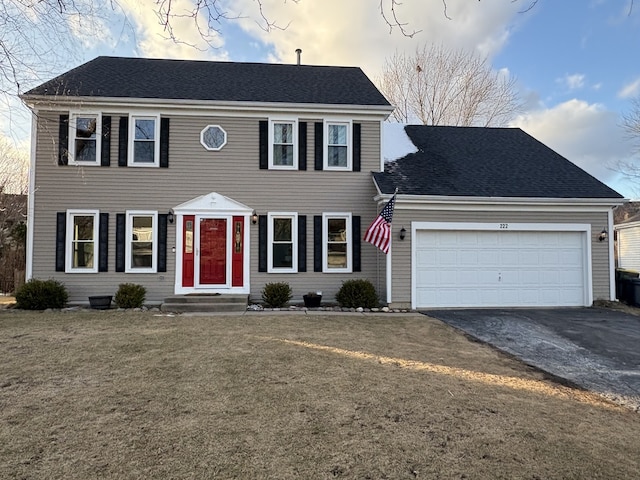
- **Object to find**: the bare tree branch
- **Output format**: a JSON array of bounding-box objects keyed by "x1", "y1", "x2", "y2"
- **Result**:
[
  {"x1": 615, "y1": 96, "x2": 640, "y2": 183},
  {"x1": 378, "y1": 44, "x2": 521, "y2": 127},
  {"x1": 379, "y1": 0, "x2": 421, "y2": 37}
]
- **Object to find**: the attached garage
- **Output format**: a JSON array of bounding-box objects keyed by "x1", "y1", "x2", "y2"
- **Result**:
[
  {"x1": 412, "y1": 223, "x2": 592, "y2": 308},
  {"x1": 373, "y1": 125, "x2": 624, "y2": 310}
]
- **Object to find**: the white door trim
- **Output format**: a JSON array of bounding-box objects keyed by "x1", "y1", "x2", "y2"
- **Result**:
[{"x1": 173, "y1": 192, "x2": 252, "y2": 295}]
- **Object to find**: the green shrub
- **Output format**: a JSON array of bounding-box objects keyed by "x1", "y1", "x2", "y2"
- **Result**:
[
  {"x1": 114, "y1": 283, "x2": 146, "y2": 308},
  {"x1": 15, "y1": 278, "x2": 68, "y2": 310},
  {"x1": 336, "y1": 279, "x2": 379, "y2": 308},
  {"x1": 261, "y1": 282, "x2": 292, "y2": 308}
]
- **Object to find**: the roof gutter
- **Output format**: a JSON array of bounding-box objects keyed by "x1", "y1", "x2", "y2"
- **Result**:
[
  {"x1": 371, "y1": 192, "x2": 626, "y2": 209},
  {"x1": 20, "y1": 94, "x2": 395, "y2": 117}
]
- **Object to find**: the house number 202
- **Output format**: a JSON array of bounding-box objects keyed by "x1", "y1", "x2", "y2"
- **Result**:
[{"x1": 499, "y1": 223, "x2": 509, "y2": 229}]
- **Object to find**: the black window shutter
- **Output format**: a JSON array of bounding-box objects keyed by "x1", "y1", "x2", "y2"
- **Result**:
[
  {"x1": 160, "y1": 118, "x2": 170, "y2": 168},
  {"x1": 298, "y1": 215, "x2": 306, "y2": 272},
  {"x1": 101, "y1": 116, "x2": 111, "y2": 167},
  {"x1": 353, "y1": 123, "x2": 361, "y2": 172},
  {"x1": 115, "y1": 213, "x2": 126, "y2": 272},
  {"x1": 158, "y1": 213, "x2": 168, "y2": 272},
  {"x1": 298, "y1": 122, "x2": 307, "y2": 171},
  {"x1": 352, "y1": 215, "x2": 361, "y2": 272},
  {"x1": 118, "y1": 117, "x2": 128, "y2": 167},
  {"x1": 99, "y1": 213, "x2": 109, "y2": 272},
  {"x1": 259, "y1": 121, "x2": 268, "y2": 170},
  {"x1": 55, "y1": 212, "x2": 66, "y2": 271},
  {"x1": 313, "y1": 215, "x2": 322, "y2": 272},
  {"x1": 258, "y1": 215, "x2": 267, "y2": 272},
  {"x1": 314, "y1": 122, "x2": 323, "y2": 171},
  {"x1": 58, "y1": 115, "x2": 69, "y2": 166}
]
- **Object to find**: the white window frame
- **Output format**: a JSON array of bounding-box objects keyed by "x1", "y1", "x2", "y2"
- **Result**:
[
  {"x1": 66, "y1": 209, "x2": 99, "y2": 273},
  {"x1": 268, "y1": 118, "x2": 298, "y2": 170},
  {"x1": 322, "y1": 212, "x2": 352, "y2": 273},
  {"x1": 68, "y1": 112, "x2": 102, "y2": 165},
  {"x1": 267, "y1": 212, "x2": 298, "y2": 273},
  {"x1": 200, "y1": 125, "x2": 227, "y2": 151},
  {"x1": 125, "y1": 210, "x2": 158, "y2": 273},
  {"x1": 323, "y1": 120, "x2": 352, "y2": 171},
  {"x1": 128, "y1": 114, "x2": 161, "y2": 167}
]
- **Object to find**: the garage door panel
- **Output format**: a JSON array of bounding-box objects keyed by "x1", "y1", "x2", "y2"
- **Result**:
[
  {"x1": 414, "y1": 229, "x2": 587, "y2": 308},
  {"x1": 458, "y1": 250, "x2": 480, "y2": 266},
  {"x1": 479, "y1": 232, "x2": 499, "y2": 245},
  {"x1": 559, "y1": 250, "x2": 583, "y2": 265},
  {"x1": 500, "y1": 250, "x2": 520, "y2": 265},
  {"x1": 416, "y1": 249, "x2": 437, "y2": 268},
  {"x1": 519, "y1": 270, "x2": 541, "y2": 285}
]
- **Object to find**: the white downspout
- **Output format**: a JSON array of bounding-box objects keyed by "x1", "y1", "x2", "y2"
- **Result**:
[
  {"x1": 608, "y1": 207, "x2": 615, "y2": 300},
  {"x1": 25, "y1": 110, "x2": 38, "y2": 280}
]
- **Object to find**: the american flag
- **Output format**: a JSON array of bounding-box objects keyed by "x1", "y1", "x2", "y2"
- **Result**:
[{"x1": 364, "y1": 193, "x2": 396, "y2": 254}]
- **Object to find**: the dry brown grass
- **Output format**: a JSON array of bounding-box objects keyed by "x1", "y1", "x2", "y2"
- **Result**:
[{"x1": 0, "y1": 310, "x2": 639, "y2": 479}]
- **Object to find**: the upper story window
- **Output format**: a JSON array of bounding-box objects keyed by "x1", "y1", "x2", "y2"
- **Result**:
[
  {"x1": 125, "y1": 211, "x2": 158, "y2": 273},
  {"x1": 69, "y1": 113, "x2": 101, "y2": 165},
  {"x1": 268, "y1": 212, "x2": 298, "y2": 273},
  {"x1": 66, "y1": 210, "x2": 99, "y2": 273},
  {"x1": 324, "y1": 120, "x2": 351, "y2": 170},
  {"x1": 269, "y1": 119, "x2": 298, "y2": 169},
  {"x1": 129, "y1": 114, "x2": 160, "y2": 167},
  {"x1": 323, "y1": 213, "x2": 352, "y2": 273},
  {"x1": 201, "y1": 125, "x2": 227, "y2": 151}
]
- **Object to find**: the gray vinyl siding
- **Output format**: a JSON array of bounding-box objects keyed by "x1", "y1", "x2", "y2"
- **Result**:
[
  {"x1": 389, "y1": 208, "x2": 612, "y2": 308},
  {"x1": 30, "y1": 111, "x2": 385, "y2": 304}
]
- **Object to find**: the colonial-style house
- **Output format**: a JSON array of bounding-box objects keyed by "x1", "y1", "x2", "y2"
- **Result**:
[{"x1": 21, "y1": 56, "x2": 624, "y2": 310}]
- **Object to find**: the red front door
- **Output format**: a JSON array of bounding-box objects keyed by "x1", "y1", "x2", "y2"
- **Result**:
[{"x1": 199, "y1": 218, "x2": 227, "y2": 285}]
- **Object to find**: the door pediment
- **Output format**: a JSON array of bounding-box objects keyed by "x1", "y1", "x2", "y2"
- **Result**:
[{"x1": 173, "y1": 192, "x2": 252, "y2": 215}]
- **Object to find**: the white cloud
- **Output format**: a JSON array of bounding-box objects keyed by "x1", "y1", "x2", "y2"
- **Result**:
[
  {"x1": 558, "y1": 73, "x2": 586, "y2": 91},
  {"x1": 67, "y1": 13, "x2": 112, "y2": 49},
  {"x1": 228, "y1": 0, "x2": 523, "y2": 78},
  {"x1": 619, "y1": 77, "x2": 640, "y2": 99},
  {"x1": 117, "y1": 0, "x2": 229, "y2": 60},
  {"x1": 511, "y1": 99, "x2": 634, "y2": 194}
]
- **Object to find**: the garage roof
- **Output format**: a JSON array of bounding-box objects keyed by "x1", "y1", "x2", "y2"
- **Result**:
[{"x1": 373, "y1": 125, "x2": 623, "y2": 199}]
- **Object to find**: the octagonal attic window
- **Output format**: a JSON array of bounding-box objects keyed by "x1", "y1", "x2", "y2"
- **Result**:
[{"x1": 200, "y1": 125, "x2": 227, "y2": 151}]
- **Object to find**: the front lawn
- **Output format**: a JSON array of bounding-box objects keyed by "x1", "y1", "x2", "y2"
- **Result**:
[{"x1": 0, "y1": 310, "x2": 638, "y2": 479}]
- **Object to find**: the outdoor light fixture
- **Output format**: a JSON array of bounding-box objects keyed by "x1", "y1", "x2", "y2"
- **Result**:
[
  {"x1": 167, "y1": 210, "x2": 174, "y2": 224},
  {"x1": 598, "y1": 228, "x2": 608, "y2": 242},
  {"x1": 399, "y1": 227, "x2": 406, "y2": 240},
  {"x1": 252, "y1": 210, "x2": 258, "y2": 225}
]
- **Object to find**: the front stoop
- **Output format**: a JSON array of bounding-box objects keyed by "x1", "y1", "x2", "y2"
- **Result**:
[{"x1": 161, "y1": 294, "x2": 248, "y2": 313}]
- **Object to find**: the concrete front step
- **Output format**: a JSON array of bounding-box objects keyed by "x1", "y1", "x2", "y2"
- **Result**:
[{"x1": 161, "y1": 294, "x2": 248, "y2": 313}]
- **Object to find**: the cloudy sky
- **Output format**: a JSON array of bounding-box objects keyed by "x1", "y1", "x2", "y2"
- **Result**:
[{"x1": 4, "y1": 0, "x2": 640, "y2": 197}]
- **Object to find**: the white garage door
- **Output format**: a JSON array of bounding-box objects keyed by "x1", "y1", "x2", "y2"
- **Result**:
[{"x1": 414, "y1": 229, "x2": 588, "y2": 308}]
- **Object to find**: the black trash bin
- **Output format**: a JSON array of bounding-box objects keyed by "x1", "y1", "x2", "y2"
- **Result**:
[
  {"x1": 630, "y1": 279, "x2": 640, "y2": 307},
  {"x1": 616, "y1": 269, "x2": 639, "y2": 303}
]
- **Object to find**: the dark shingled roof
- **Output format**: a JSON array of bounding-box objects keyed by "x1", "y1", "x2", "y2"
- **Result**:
[
  {"x1": 373, "y1": 125, "x2": 623, "y2": 199},
  {"x1": 24, "y1": 56, "x2": 392, "y2": 107}
]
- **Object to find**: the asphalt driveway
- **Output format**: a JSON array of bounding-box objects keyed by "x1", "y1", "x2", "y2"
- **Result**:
[{"x1": 424, "y1": 307, "x2": 640, "y2": 412}]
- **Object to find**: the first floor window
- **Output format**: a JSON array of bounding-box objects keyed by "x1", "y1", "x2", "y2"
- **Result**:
[
  {"x1": 126, "y1": 211, "x2": 158, "y2": 272},
  {"x1": 69, "y1": 113, "x2": 101, "y2": 164},
  {"x1": 270, "y1": 120, "x2": 297, "y2": 169},
  {"x1": 66, "y1": 210, "x2": 99, "y2": 273},
  {"x1": 323, "y1": 213, "x2": 352, "y2": 272},
  {"x1": 129, "y1": 115, "x2": 160, "y2": 166},
  {"x1": 324, "y1": 121, "x2": 351, "y2": 170},
  {"x1": 268, "y1": 213, "x2": 297, "y2": 273}
]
